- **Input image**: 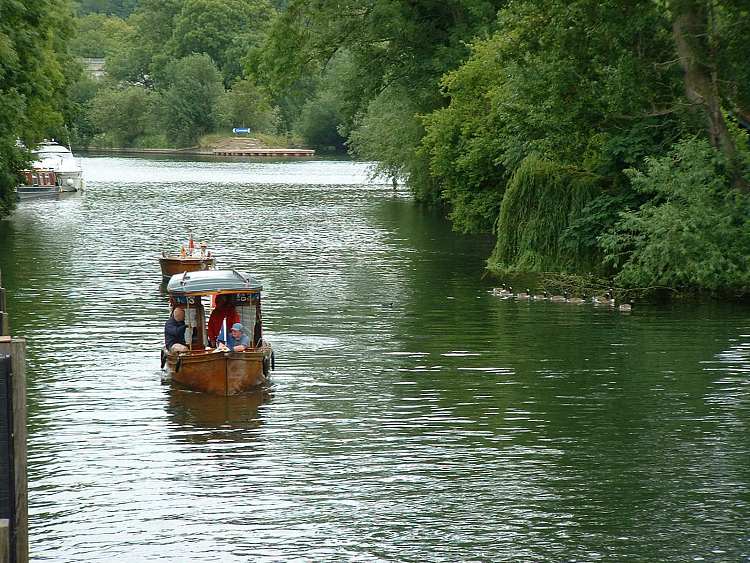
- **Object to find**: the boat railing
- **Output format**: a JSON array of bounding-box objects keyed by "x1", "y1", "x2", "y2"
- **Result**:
[{"x1": 161, "y1": 246, "x2": 212, "y2": 259}]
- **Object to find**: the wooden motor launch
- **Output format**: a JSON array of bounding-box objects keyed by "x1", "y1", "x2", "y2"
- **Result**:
[
  {"x1": 163, "y1": 269, "x2": 274, "y2": 395},
  {"x1": 159, "y1": 233, "x2": 216, "y2": 281}
]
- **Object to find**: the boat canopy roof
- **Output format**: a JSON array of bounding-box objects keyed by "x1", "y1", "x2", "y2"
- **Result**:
[
  {"x1": 33, "y1": 141, "x2": 72, "y2": 155},
  {"x1": 167, "y1": 269, "x2": 263, "y2": 295}
]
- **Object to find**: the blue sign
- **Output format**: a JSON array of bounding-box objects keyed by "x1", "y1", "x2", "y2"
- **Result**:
[{"x1": 232, "y1": 127, "x2": 251, "y2": 134}]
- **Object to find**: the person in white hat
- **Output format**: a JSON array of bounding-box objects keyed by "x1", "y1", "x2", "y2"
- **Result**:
[{"x1": 228, "y1": 322, "x2": 250, "y2": 352}]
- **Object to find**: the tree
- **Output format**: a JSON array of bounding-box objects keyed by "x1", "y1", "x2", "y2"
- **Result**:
[
  {"x1": 105, "y1": 0, "x2": 182, "y2": 86},
  {"x1": 67, "y1": 74, "x2": 101, "y2": 147},
  {"x1": 89, "y1": 85, "x2": 155, "y2": 146},
  {"x1": 69, "y1": 13, "x2": 132, "y2": 58},
  {"x1": 74, "y1": 0, "x2": 138, "y2": 18},
  {"x1": 422, "y1": 1, "x2": 680, "y2": 233},
  {"x1": 215, "y1": 78, "x2": 279, "y2": 133},
  {"x1": 669, "y1": 0, "x2": 749, "y2": 189},
  {"x1": 0, "y1": 0, "x2": 77, "y2": 217},
  {"x1": 296, "y1": 93, "x2": 345, "y2": 151},
  {"x1": 600, "y1": 138, "x2": 750, "y2": 290},
  {"x1": 257, "y1": 0, "x2": 506, "y2": 196},
  {"x1": 417, "y1": 0, "x2": 750, "y2": 289},
  {"x1": 172, "y1": 0, "x2": 275, "y2": 86},
  {"x1": 348, "y1": 88, "x2": 426, "y2": 188},
  {"x1": 159, "y1": 54, "x2": 224, "y2": 146}
]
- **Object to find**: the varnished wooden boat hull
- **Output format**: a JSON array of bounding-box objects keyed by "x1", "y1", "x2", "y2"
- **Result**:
[
  {"x1": 166, "y1": 346, "x2": 271, "y2": 395},
  {"x1": 160, "y1": 256, "x2": 216, "y2": 281}
]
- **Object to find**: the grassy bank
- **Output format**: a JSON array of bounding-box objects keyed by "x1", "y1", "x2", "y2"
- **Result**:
[{"x1": 79, "y1": 131, "x2": 308, "y2": 154}]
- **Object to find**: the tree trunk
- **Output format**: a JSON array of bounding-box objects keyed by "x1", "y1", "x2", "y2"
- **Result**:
[{"x1": 671, "y1": 0, "x2": 748, "y2": 190}]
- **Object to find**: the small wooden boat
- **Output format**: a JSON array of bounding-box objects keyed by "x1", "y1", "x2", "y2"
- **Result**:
[
  {"x1": 162, "y1": 269, "x2": 274, "y2": 395},
  {"x1": 159, "y1": 235, "x2": 216, "y2": 281}
]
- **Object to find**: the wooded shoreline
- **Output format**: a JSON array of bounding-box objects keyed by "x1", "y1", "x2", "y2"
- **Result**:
[{"x1": 2, "y1": 1, "x2": 749, "y2": 296}]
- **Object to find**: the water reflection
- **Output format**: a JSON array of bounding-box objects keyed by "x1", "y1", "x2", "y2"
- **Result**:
[{"x1": 165, "y1": 388, "x2": 270, "y2": 443}]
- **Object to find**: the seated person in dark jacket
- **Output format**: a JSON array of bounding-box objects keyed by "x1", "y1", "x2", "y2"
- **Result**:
[{"x1": 165, "y1": 307, "x2": 189, "y2": 353}]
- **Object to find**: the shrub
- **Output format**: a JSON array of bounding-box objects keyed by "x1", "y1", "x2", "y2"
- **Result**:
[
  {"x1": 489, "y1": 154, "x2": 602, "y2": 273},
  {"x1": 600, "y1": 138, "x2": 750, "y2": 291}
]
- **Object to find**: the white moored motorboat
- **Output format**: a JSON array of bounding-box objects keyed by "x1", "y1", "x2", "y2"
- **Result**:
[{"x1": 16, "y1": 140, "x2": 85, "y2": 200}]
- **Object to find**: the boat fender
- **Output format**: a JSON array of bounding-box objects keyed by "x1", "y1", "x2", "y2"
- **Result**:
[
  {"x1": 160, "y1": 349, "x2": 167, "y2": 369},
  {"x1": 262, "y1": 356, "x2": 270, "y2": 377},
  {"x1": 271, "y1": 351, "x2": 275, "y2": 371},
  {"x1": 175, "y1": 357, "x2": 182, "y2": 373}
]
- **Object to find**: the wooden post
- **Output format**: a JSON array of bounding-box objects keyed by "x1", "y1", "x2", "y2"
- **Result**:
[
  {"x1": 0, "y1": 338, "x2": 26, "y2": 563},
  {"x1": 10, "y1": 339, "x2": 26, "y2": 563},
  {"x1": 0, "y1": 278, "x2": 7, "y2": 336},
  {"x1": 0, "y1": 519, "x2": 8, "y2": 563},
  {"x1": 0, "y1": 269, "x2": 25, "y2": 563}
]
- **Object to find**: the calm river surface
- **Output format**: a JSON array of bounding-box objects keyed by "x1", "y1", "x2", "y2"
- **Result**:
[{"x1": 0, "y1": 156, "x2": 749, "y2": 562}]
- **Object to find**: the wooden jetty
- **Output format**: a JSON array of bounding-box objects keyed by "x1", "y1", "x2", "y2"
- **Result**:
[
  {"x1": 0, "y1": 270, "x2": 28, "y2": 563},
  {"x1": 212, "y1": 148, "x2": 315, "y2": 157}
]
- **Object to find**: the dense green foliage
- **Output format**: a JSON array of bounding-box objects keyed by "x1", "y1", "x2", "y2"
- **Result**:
[
  {"x1": 215, "y1": 78, "x2": 279, "y2": 133},
  {"x1": 68, "y1": 0, "x2": 280, "y2": 148},
  {"x1": 255, "y1": 0, "x2": 750, "y2": 293},
  {"x1": 296, "y1": 93, "x2": 346, "y2": 152},
  {"x1": 490, "y1": 155, "x2": 602, "y2": 273},
  {"x1": 161, "y1": 54, "x2": 224, "y2": 146},
  {"x1": 600, "y1": 138, "x2": 750, "y2": 291},
  {"x1": 89, "y1": 85, "x2": 156, "y2": 146},
  {"x1": 74, "y1": 0, "x2": 138, "y2": 17},
  {"x1": 171, "y1": 0, "x2": 274, "y2": 86},
  {"x1": 256, "y1": 0, "x2": 506, "y2": 178},
  {"x1": 69, "y1": 13, "x2": 132, "y2": 58},
  {"x1": 5, "y1": 0, "x2": 750, "y2": 293},
  {"x1": 416, "y1": 0, "x2": 750, "y2": 292},
  {"x1": 0, "y1": 0, "x2": 78, "y2": 216}
]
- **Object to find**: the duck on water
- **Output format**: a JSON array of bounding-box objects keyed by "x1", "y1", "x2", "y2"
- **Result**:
[{"x1": 491, "y1": 286, "x2": 634, "y2": 309}]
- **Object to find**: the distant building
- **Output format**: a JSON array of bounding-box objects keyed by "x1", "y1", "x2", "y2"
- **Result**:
[{"x1": 81, "y1": 57, "x2": 106, "y2": 80}]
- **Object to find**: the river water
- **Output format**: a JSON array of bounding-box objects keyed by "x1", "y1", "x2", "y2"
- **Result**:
[{"x1": 0, "y1": 156, "x2": 748, "y2": 561}]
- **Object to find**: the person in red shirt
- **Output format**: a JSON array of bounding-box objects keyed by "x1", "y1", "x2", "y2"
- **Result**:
[{"x1": 207, "y1": 294, "x2": 240, "y2": 347}]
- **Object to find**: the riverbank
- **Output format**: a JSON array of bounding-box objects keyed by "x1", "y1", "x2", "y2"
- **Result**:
[
  {"x1": 77, "y1": 134, "x2": 318, "y2": 157},
  {"x1": 487, "y1": 270, "x2": 750, "y2": 304},
  {"x1": 81, "y1": 146, "x2": 213, "y2": 155}
]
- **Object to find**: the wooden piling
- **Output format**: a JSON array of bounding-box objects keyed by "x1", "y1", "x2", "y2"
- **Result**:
[
  {"x1": 0, "y1": 518, "x2": 8, "y2": 563},
  {"x1": 0, "y1": 274, "x2": 6, "y2": 336},
  {"x1": 10, "y1": 339, "x2": 26, "y2": 563},
  {"x1": 0, "y1": 337, "x2": 26, "y2": 563}
]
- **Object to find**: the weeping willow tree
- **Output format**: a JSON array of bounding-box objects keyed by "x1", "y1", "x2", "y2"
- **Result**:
[{"x1": 489, "y1": 154, "x2": 603, "y2": 274}]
